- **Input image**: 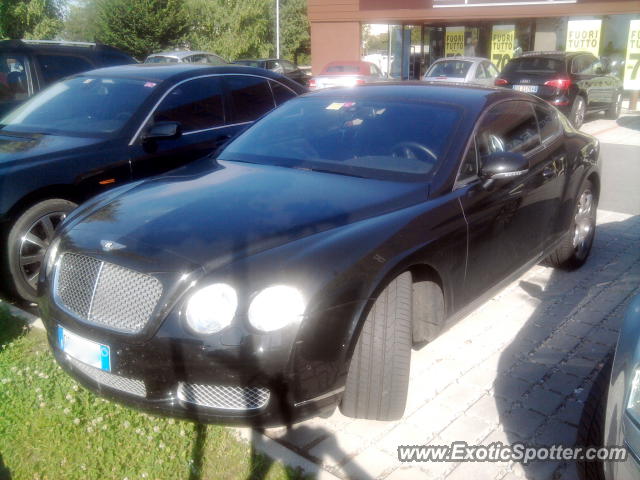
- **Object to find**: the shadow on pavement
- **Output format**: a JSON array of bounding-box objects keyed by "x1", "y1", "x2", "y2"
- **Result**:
[
  {"x1": 617, "y1": 115, "x2": 640, "y2": 131},
  {"x1": 0, "y1": 453, "x2": 11, "y2": 480},
  {"x1": 495, "y1": 215, "x2": 639, "y2": 479}
]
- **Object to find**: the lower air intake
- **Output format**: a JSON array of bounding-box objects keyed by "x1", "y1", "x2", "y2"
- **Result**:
[
  {"x1": 177, "y1": 383, "x2": 270, "y2": 411},
  {"x1": 68, "y1": 357, "x2": 147, "y2": 398}
]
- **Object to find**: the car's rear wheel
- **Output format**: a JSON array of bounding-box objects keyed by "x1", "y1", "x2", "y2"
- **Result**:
[
  {"x1": 5, "y1": 199, "x2": 77, "y2": 303},
  {"x1": 546, "y1": 180, "x2": 597, "y2": 270},
  {"x1": 571, "y1": 96, "x2": 587, "y2": 129},
  {"x1": 576, "y1": 357, "x2": 612, "y2": 480},
  {"x1": 605, "y1": 92, "x2": 622, "y2": 120},
  {"x1": 340, "y1": 271, "x2": 412, "y2": 420}
]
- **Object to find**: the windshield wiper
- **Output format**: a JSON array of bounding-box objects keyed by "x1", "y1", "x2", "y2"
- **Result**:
[{"x1": 293, "y1": 166, "x2": 366, "y2": 179}]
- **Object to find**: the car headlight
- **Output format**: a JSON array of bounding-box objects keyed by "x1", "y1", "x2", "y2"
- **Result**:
[
  {"x1": 185, "y1": 283, "x2": 237, "y2": 335},
  {"x1": 627, "y1": 367, "x2": 640, "y2": 425},
  {"x1": 248, "y1": 285, "x2": 305, "y2": 332}
]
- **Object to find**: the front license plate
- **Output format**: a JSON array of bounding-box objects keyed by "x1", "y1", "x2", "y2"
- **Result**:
[
  {"x1": 513, "y1": 85, "x2": 538, "y2": 93},
  {"x1": 58, "y1": 326, "x2": 111, "y2": 372}
]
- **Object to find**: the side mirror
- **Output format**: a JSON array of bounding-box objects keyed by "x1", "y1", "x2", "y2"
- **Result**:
[
  {"x1": 143, "y1": 121, "x2": 182, "y2": 141},
  {"x1": 480, "y1": 151, "x2": 529, "y2": 189}
]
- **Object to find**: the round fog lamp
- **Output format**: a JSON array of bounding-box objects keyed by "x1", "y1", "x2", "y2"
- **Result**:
[
  {"x1": 186, "y1": 283, "x2": 237, "y2": 335},
  {"x1": 248, "y1": 285, "x2": 305, "y2": 332}
]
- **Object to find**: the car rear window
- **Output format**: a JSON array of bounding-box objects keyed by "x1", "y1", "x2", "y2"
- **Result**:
[
  {"x1": 219, "y1": 96, "x2": 462, "y2": 181},
  {"x1": 323, "y1": 65, "x2": 361, "y2": 74},
  {"x1": 426, "y1": 61, "x2": 472, "y2": 78},
  {"x1": 503, "y1": 57, "x2": 565, "y2": 75}
]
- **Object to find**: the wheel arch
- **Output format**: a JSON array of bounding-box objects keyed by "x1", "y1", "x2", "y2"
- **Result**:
[{"x1": 4, "y1": 184, "x2": 82, "y2": 225}]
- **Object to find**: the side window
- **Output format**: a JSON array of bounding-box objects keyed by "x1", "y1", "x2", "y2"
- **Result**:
[
  {"x1": 476, "y1": 101, "x2": 541, "y2": 162},
  {"x1": 572, "y1": 55, "x2": 596, "y2": 75},
  {"x1": 457, "y1": 137, "x2": 479, "y2": 184},
  {"x1": 36, "y1": 54, "x2": 93, "y2": 85},
  {"x1": 0, "y1": 53, "x2": 30, "y2": 101},
  {"x1": 487, "y1": 63, "x2": 500, "y2": 78},
  {"x1": 475, "y1": 63, "x2": 488, "y2": 79},
  {"x1": 154, "y1": 77, "x2": 225, "y2": 132},
  {"x1": 225, "y1": 75, "x2": 275, "y2": 123},
  {"x1": 534, "y1": 104, "x2": 561, "y2": 143},
  {"x1": 188, "y1": 55, "x2": 208, "y2": 64},
  {"x1": 270, "y1": 80, "x2": 297, "y2": 106},
  {"x1": 206, "y1": 55, "x2": 226, "y2": 66},
  {"x1": 371, "y1": 64, "x2": 383, "y2": 78},
  {"x1": 281, "y1": 60, "x2": 296, "y2": 73}
]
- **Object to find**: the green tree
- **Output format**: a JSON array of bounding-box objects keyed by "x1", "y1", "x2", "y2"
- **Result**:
[
  {"x1": 184, "y1": 0, "x2": 273, "y2": 61},
  {"x1": 62, "y1": 0, "x2": 98, "y2": 42},
  {"x1": 280, "y1": 0, "x2": 310, "y2": 65},
  {"x1": 0, "y1": 0, "x2": 63, "y2": 39},
  {"x1": 94, "y1": 0, "x2": 189, "y2": 59}
]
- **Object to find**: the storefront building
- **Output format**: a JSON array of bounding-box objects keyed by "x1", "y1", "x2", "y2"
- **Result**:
[{"x1": 308, "y1": 0, "x2": 640, "y2": 87}]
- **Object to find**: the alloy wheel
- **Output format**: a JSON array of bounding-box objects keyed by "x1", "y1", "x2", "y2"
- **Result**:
[
  {"x1": 574, "y1": 98, "x2": 585, "y2": 128},
  {"x1": 572, "y1": 189, "x2": 595, "y2": 260},
  {"x1": 17, "y1": 212, "x2": 67, "y2": 288}
]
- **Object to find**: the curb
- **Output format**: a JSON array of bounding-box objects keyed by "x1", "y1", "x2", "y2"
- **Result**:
[{"x1": 0, "y1": 300, "x2": 44, "y2": 330}]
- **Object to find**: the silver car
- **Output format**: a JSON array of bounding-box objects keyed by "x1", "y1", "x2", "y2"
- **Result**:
[
  {"x1": 423, "y1": 57, "x2": 499, "y2": 86},
  {"x1": 144, "y1": 50, "x2": 227, "y2": 65},
  {"x1": 309, "y1": 61, "x2": 384, "y2": 90}
]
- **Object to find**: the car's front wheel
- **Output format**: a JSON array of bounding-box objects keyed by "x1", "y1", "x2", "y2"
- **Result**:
[
  {"x1": 5, "y1": 199, "x2": 77, "y2": 303},
  {"x1": 546, "y1": 180, "x2": 597, "y2": 270},
  {"x1": 340, "y1": 272, "x2": 412, "y2": 420}
]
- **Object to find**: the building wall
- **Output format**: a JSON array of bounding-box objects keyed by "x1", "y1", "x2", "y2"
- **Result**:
[{"x1": 310, "y1": 21, "x2": 362, "y2": 74}]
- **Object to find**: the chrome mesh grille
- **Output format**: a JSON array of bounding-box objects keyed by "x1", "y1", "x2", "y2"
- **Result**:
[
  {"x1": 68, "y1": 357, "x2": 146, "y2": 397},
  {"x1": 55, "y1": 253, "x2": 163, "y2": 334},
  {"x1": 177, "y1": 383, "x2": 270, "y2": 411}
]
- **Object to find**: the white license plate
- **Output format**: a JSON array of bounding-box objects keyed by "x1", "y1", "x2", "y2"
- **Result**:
[
  {"x1": 58, "y1": 326, "x2": 111, "y2": 371},
  {"x1": 513, "y1": 85, "x2": 538, "y2": 93}
]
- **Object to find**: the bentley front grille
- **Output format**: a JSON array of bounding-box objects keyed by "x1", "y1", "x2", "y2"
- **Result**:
[
  {"x1": 68, "y1": 357, "x2": 147, "y2": 398},
  {"x1": 177, "y1": 383, "x2": 270, "y2": 411},
  {"x1": 55, "y1": 253, "x2": 163, "y2": 334}
]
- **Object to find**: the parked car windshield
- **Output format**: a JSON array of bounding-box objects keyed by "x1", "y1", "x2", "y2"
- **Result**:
[
  {"x1": 219, "y1": 96, "x2": 462, "y2": 181},
  {"x1": 426, "y1": 60, "x2": 472, "y2": 78},
  {"x1": 503, "y1": 57, "x2": 564, "y2": 75},
  {"x1": 0, "y1": 76, "x2": 157, "y2": 137}
]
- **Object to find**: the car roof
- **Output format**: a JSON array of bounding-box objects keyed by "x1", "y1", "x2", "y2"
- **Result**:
[
  {"x1": 236, "y1": 58, "x2": 286, "y2": 62},
  {"x1": 519, "y1": 50, "x2": 589, "y2": 59},
  {"x1": 0, "y1": 39, "x2": 130, "y2": 56},
  {"x1": 147, "y1": 50, "x2": 223, "y2": 59},
  {"x1": 304, "y1": 82, "x2": 539, "y2": 115},
  {"x1": 72, "y1": 63, "x2": 305, "y2": 88},
  {"x1": 431, "y1": 56, "x2": 488, "y2": 63}
]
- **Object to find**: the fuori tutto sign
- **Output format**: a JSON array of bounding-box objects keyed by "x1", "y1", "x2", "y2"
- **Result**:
[{"x1": 566, "y1": 19, "x2": 602, "y2": 56}]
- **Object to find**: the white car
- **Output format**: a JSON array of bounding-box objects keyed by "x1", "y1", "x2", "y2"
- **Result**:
[{"x1": 423, "y1": 57, "x2": 499, "y2": 86}]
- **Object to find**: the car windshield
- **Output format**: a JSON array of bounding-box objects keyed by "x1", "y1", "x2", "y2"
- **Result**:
[
  {"x1": 0, "y1": 76, "x2": 157, "y2": 137},
  {"x1": 503, "y1": 57, "x2": 564, "y2": 74},
  {"x1": 426, "y1": 61, "x2": 472, "y2": 78},
  {"x1": 218, "y1": 96, "x2": 462, "y2": 181},
  {"x1": 145, "y1": 56, "x2": 179, "y2": 63}
]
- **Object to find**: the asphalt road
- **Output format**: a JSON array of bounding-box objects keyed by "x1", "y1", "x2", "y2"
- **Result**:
[{"x1": 599, "y1": 143, "x2": 640, "y2": 215}]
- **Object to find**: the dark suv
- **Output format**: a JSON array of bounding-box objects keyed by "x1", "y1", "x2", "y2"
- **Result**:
[
  {"x1": 496, "y1": 51, "x2": 623, "y2": 128},
  {"x1": 0, "y1": 40, "x2": 135, "y2": 116}
]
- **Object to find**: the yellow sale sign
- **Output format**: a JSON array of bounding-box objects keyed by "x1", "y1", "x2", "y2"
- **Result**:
[
  {"x1": 624, "y1": 19, "x2": 640, "y2": 90},
  {"x1": 445, "y1": 27, "x2": 465, "y2": 57},
  {"x1": 566, "y1": 19, "x2": 602, "y2": 56},
  {"x1": 491, "y1": 25, "x2": 515, "y2": 71}
]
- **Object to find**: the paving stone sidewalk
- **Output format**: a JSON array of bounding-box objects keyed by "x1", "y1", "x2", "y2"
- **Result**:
[{"x1": 261, "y1": 209, "x2": 640, "y2": 480}]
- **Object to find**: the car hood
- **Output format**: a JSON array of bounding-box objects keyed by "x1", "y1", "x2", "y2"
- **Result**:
[
  {"x1": 65, "y1": 159, "x2": 427, "y2": 272},
  {"x1": 0, "y1": 130, "x2": 104, "y2": 165}
]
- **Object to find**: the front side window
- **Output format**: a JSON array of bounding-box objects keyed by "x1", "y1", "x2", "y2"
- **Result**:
[
  {"x1": 534, "y1": 104, "x2": 561, "y2": 143},
  {"x1": 476, "y1": 101, "x2": 541, "y2": 162},
  {"x1": 0, "y1": 53, "x2": 30, "y2": 102},
  {"x1": 154, "y1": 77, "x2": 225, "y2": 132},
  {"x1": 457, "y1": 137, "x2": 479, "y2": 184},
  {"x1": 571, "y1": 55, "x2": 596, "y2": 75},
  {"x1": 224, "y1": 75, "x2": 275, "y2": 123},
  {"x1": 1, "y1": 76, "x2": 156, "y2": 136},
  {"x1": 219, "y1": 97, "x2": 462, "y2": 181},
  {"x1": 36, "y1": 54, "x2": 93, "y2": 85}
]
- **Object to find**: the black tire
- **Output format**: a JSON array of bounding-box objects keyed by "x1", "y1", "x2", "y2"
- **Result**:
[
  {"x1": 5, "y1": 199, "x2": 77, "y2": 303},
  {"x1": 571, "y1": 95, "x2": 587, "y2": 129},
  {"x1": 340, "y1": 271, "x2": 412, "y2": 420},
  {"x1": 605, "y1": 92, "x2": 622, "y2": 120},
  {"x1": 576, "y1": 357, "x2": 612, "y2": 480},
  {"x1": 412, "y1": 280, "x2": 445, "y2": 345},
  {"x1": 546, "y1": 180, "x2": 597, "y2": 270}
]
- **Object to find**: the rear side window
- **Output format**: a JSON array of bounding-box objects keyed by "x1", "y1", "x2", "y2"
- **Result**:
[
  {"x1": 269, "y1": 80, "x2": 297, "y2": 106},
  {"x1": 534, "y1": 105, "x2": 561, "y2": 143},
  {"x1": 0, "y1": 53, "x2": 30, "y2": 102},
  {"x1": 154, "y1": 77, "x2": 225, "y2": 132},
  {"x1": 36, "y1": 54, "x2": 93, "y2": 85},
  {"x1": 225, "y1": 75, "x2": 275, "y2": 123},
  {"x1": 571, "y1": 55, "x2": 597, "y2": 75},
  {"x1": 503, "y1": 57, "x2": 565, "y2": 75},
  {"x1": 475, "y1": 63, "x2": 490, "y2": 80},
  {"x1": 476, "y1": 101, "x2": 541, "y2": 159}
]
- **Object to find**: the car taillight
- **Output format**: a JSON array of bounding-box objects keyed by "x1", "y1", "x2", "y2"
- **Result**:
[
  {"x1": 355, "y1": 79, "x2": 366, "y2": 85},
  {"x1": 495, "y1": 78, "x2": 509, "y2": 86},
  {"x1": 544, "y1": 77, "x2": 572, "y2": 90},
  {"x1": 309, "y1": 78, "x2": 317, "y2": 89}
]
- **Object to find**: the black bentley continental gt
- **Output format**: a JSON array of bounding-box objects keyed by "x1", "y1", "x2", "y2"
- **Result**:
[
  {"x1": 39, "y1": 83, "x2": 601, "y2": 425},
  {"x1": 0, "y1": 63, "x2": 305, "y2": 303}
]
